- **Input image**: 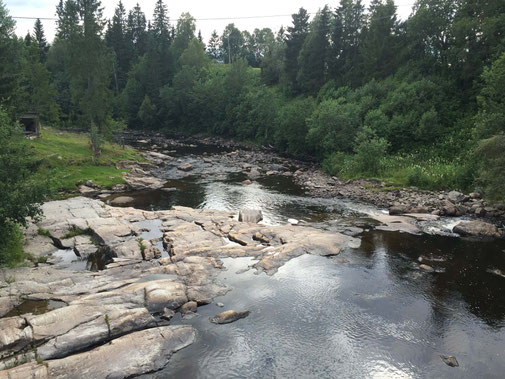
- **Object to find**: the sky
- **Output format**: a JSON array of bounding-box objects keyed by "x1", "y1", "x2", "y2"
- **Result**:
[{"x1": 5, "y1": 0, "x2": 416, "y2": 43}]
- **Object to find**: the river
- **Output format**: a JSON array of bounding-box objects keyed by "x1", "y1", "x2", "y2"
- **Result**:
[{"x1": 111, "y1": 140, "x2": 505, "y2": 378}]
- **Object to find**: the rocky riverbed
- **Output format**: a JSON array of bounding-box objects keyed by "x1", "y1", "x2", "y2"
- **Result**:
[
  {"x1": 0, "y1": 197, "x2": 358, "y2": 378},
  {"x1": 2, "y1": 134, "x2": 505, "y2": 378}
]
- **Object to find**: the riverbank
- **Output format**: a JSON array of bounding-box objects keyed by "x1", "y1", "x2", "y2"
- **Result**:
[
  {"x1": 30, "y1": 128, "x2": 144, "y2": 195},
  {"x1": 114, "y1": 131, "x2": 505, "y2": 229}
]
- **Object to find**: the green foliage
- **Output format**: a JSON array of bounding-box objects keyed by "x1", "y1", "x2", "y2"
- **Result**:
[
  {"x1": 0, "y1": 222, "x2": 26, "y2": 267},
  {"x1": 0, "y1": 108, "x2": 47, "y2": 230},
  {"x1": 307, "y1": 98, "x2": 362, "y2": 156},
  {"x1": 37, "y1": 228, "x2": 51, "y2": 238},
  {"x1": 274, "y1": 97, "x2": 315, "y2": 154},
  {"x1": 352, "y1": 126, "x2": 389, "y2": 176},
  {"x1": 63, "y1": 226, "x2": 93, "y2": 239},
  {"x1": 475, "y1": 134, "x2": 505, "y2": 201}
]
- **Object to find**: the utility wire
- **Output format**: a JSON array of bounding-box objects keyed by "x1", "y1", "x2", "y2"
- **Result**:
[{"x1": 11, "y1": 3, "x2": 416, "y2": 23}]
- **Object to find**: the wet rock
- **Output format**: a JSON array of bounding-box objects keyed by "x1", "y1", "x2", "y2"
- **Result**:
[
  {"x1": 288, "y1": 218, "x2": 299, "y2": 225},
  {"x1": 440, "y1": 354, "x2": 459, "y2": 367},
  {"x1": 453, "y1": 221, "x2": 501, "y2": 238},
  {"x1": 210, "y1": 310, "x2": 250, "y2": 324},
  {"x1": 78, "y1": 185, "x2": 98, "y2": 196},
  {"x1": 178, "y1": 162, "x2": 193, "y2": 172},
  {"x1": 216, "y1": 303, "x2": 224, "y2": 308},
  {"x1": 110, "y1": 196, "x2": 135, "y2": 206},
  {"x1": 123, "y1": 173, "x2": 165, "y2": 190},
  {"x1": 419, "y1": 264, "x2": 434, "y2": 272},
  {"x1": 470, "y1": 192, "x2": 481, "y2": 199},
  {"x1": 238, "y1": 209, "x2": 263, "y2": 223},
  {"x1": 180, "y1": 301, "x2": 198, "y2": 315},
  {"x1": 242, "y1": 179, "x2": 252, "y2": 185},
  {"x1": 487, "y1": 268, "x2": 505, "y2": 278}
]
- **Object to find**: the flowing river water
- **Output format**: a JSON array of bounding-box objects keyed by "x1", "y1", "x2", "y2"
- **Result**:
[{"x1": 110, "y1": 141, "x2": 505, "y2": 378}]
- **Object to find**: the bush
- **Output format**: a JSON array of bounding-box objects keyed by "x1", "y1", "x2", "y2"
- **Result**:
[
  {"x1": 0, "y1": 222, "x2": 25, "y2": 267},
  {"x1": 0, "y1": 107, "x2": 47, "y2": 265},
  {"x1": 352, "y1": 126, "x2": 389, "y2": 176},
  {"x1": 475, "y1": 134, "x2": 505, "y2": 201}
]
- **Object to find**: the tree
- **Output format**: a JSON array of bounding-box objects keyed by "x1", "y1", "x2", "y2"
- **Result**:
[
  {"x1": 297, "y1": 6, "x2": 331, "y2": 94},
  {"x1": 330, "y1": 0, "x2": 366, "y2": 86},
  {"x1": 106, "y1": 1, "x2": 131, "y2": 92},
  {"x1": 284, "y1": 8, "x2": 310, "y2": 92},
  {"x1": 220, "y1": 24, "x2": 245, "y2": 64},
  {"x1": 68, "y1": 0, "x2": 118, "y2": 156},
  {"x1": 0, "y1": 107, "x2": 47, "y2": 265},
  {"x1": 33, "y1": 18, "x2": 49, "y2": 61},
  {"x1": 126, "y1": 3, "x2": 147, "y2": 58},
  {"x1": 172, "y1": 12, "x2": 196, "y2": 60},
  {"x1": 152, "y1": 0, "x2": 170, "y2": 38},
  {"x1": 207, "y1": 30, "x2": 222, "y2": 61},
  {"x1": 137, "y1": 94, "x2": 156, "y2": 130},
  {"x1": 360, "y1": 0, "x2": 399, "y2": 81},
  {"x1": 56, "y1": 0, "x2": 79, "y2": 40},
  {"x1": 19, "y1": 41, "x2": 60, "y2": 123},
  {"x1": 0, "y1": 0, "x2": 22, "y2": 112}
]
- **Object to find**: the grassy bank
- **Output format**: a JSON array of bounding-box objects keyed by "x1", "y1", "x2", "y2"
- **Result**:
[
  {"x1": 323, "y1": 151, "x2": 472, "y2": 192},
  {"x1": 31, "y1": 128, "x2": 143, "y2": 194}
]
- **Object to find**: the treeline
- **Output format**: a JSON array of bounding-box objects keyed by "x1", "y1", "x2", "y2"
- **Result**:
[{"x1": 1, "y1": 0, "x2": 505, "y2": 199}]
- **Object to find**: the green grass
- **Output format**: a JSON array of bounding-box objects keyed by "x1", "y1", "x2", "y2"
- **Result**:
[
  {"x1": 30, "y1": 127, "x2": 144, "y2": 193},
  {"x1": 324, "y1": 152, "x2": 472, "y2": 192},
  {"x1": 63, "y1": 226, "x2": 93, "y2": 239}
]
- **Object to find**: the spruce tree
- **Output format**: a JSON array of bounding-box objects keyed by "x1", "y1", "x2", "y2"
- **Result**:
[
  {"x1": 207, "y1": 30, "x2": 222, "y2": 61},
  {"x1": 33, "y1": 18, "x2": 49, "y2": 61},
  {"x1": 106, "y1": 1, "x2": 131, "y2": 92},
  {"x1": 297, "y1": 6, "x2": 331, "y2": 94},
  {"x1": 284, "y1": 8, "x2": 310, "y2": 93},
  {"x1": 126, "y1": 3, "x2": 147, "y2": 58}
]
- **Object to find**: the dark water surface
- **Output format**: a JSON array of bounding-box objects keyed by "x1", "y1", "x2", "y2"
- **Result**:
[{"x1": 121, "y1": 143, "x2": 505, "y2": 378}]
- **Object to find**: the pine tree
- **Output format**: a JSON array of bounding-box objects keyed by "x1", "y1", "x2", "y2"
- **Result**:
[
  {"x1": 284, "y1": 8, "x2": 310, "y2": 93},
  {"x1": 126, "y1": 3, "x2": 147, "y2": 58},
  {"x1": 152, "y1": 0, "x2": 170, "y2": 38},
  {"x1": 331, "y1": 0, "x2": 366, "y2": 86},
  {"x1": 0, "y1": 0, "x2": 22, "y2": 112},
  {"x1": 33, "y1": 18, "x2": 49, "y2": 61},
  {"x1": 207, "y1": 30, "x2": 221, "y2": 61},
  {"x1": 297, "y1": 6, "x2": 331, "y2": 94},
  {"x1": 106, "y1": 1, "x2": 131, "y2": 92},
  {"x1": 360, "y1": 0, "x2": 399, "y2": 81},
  {"x1": 56, "y1": 0, "x2": 79, "y2": 40},
  {"x1": 68, "y1": 0, "x2": 117, "y2": 156}
]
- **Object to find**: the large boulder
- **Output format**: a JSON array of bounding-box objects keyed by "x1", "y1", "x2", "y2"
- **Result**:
[
  {"x1": 238, "y1": 209, "x2": 263, "y2": 224},
  {"x1": 453, "y1": 221, "x2": 502, "y2": 238}
]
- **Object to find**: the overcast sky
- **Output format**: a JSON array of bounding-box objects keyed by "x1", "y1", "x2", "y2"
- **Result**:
[{"x1": 6, "y1": 0, "x2": 415, "y2": 43}]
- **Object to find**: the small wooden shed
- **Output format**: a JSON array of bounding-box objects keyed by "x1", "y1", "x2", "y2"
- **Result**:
[{"x1": 19, "y1": 112, "x2": 41, "y2": 137}]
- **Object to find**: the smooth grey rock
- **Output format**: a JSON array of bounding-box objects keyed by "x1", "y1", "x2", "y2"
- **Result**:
[
  {"x1": 210, "y1": 310, "x2": 250, "y2": 324},
  {"x1": 46, "y1": 326, "x2": 195, "y2": 379},
  {"x1": 448, "y1": 191, "x2": 464, "y2": 203}
]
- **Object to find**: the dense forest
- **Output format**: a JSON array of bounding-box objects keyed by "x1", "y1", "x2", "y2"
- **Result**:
[{"x1": 1, "y1": 0, "x2": 505, "y2": 200}]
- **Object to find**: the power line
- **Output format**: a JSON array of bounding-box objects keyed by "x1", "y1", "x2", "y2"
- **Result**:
[{"x1": 11, "y1": 3, "x2": 416, "y2": 23}]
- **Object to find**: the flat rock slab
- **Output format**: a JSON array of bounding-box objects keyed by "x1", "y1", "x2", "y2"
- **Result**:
[{"x1": 0, "y1": 326, "x2": 195, "y2": 379}]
